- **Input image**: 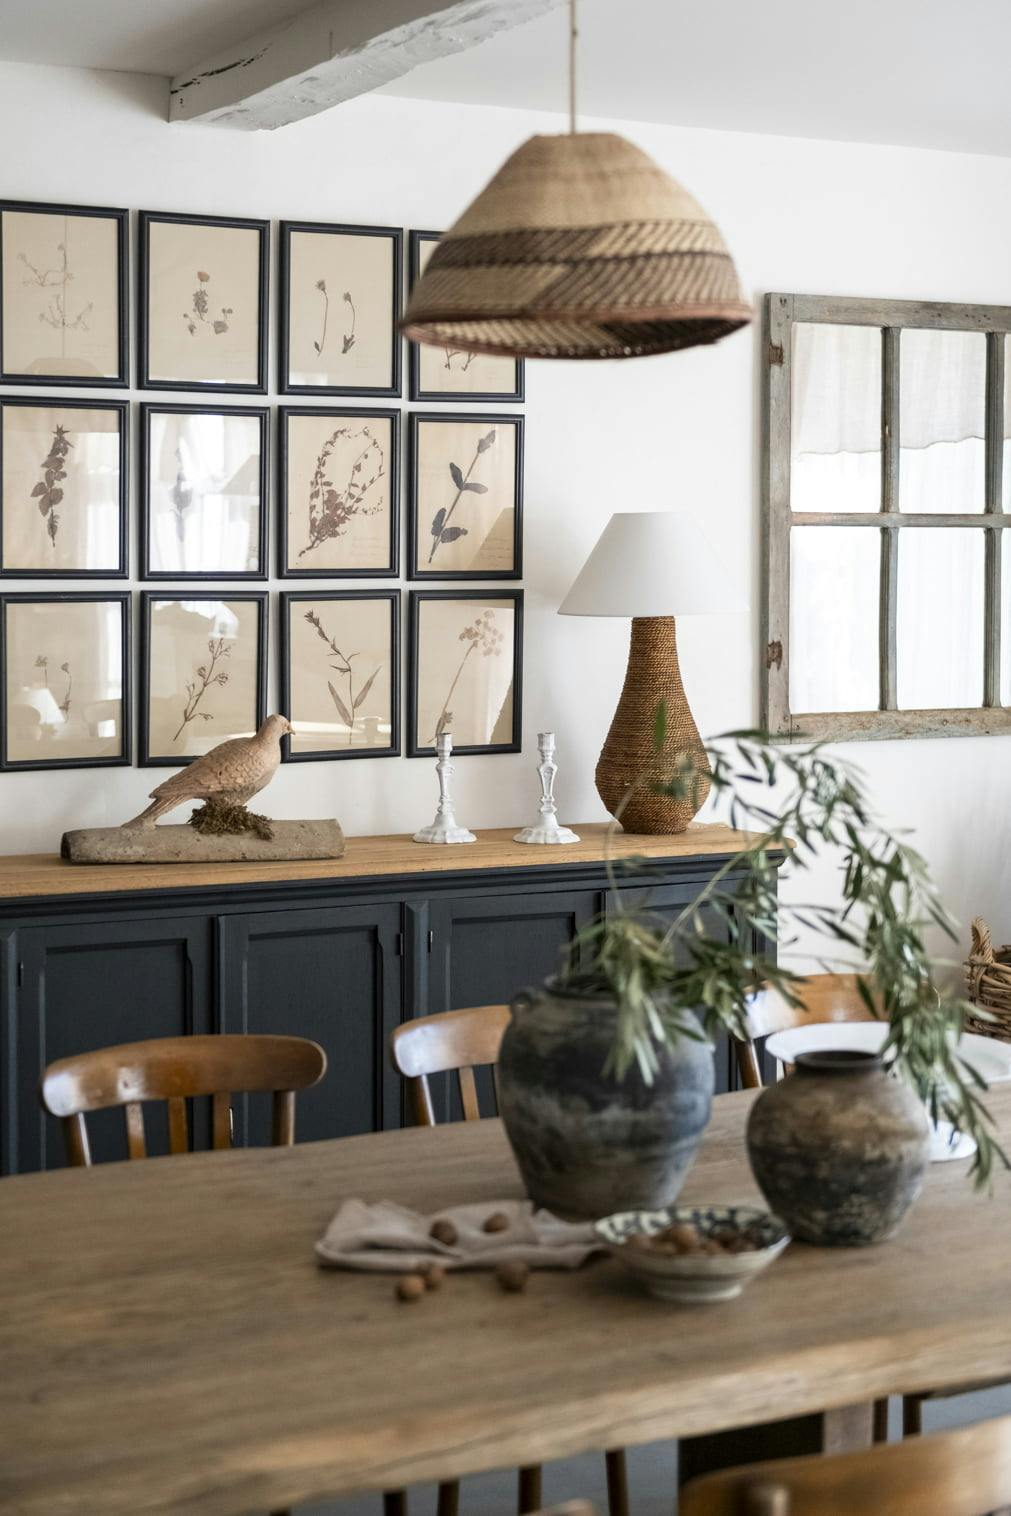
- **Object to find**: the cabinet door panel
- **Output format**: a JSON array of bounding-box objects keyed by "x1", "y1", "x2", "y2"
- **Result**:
[
  {"x1": 16, "y1": 917, "x2": 212, "y2": 1173},
  {"x1": 610, "y1": 882, "x2": 742, "y2": 1094},
  {"x1": 426, "y1": 889, "x2": 597, "y2": 1122},
  {"x1": 218, "y1": 904, "x2": 401, "y2": 1145}
]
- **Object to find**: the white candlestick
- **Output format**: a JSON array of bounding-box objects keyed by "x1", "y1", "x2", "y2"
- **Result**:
[
  {"x1": 413, "y1": 733, "x2": 476, "y2": 845},
  {"x1": 514, "y1": 732, "x2": 580, "y2": 844}
]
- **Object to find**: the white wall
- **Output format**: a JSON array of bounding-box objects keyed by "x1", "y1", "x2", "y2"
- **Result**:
[{"x1": 1, "y1": 63, "x2": 1010, "y2": 962}]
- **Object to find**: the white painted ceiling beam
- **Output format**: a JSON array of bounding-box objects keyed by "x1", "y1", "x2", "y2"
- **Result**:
[{"x1": 170, "y1": 0, "x2": 565, "y2": 129}]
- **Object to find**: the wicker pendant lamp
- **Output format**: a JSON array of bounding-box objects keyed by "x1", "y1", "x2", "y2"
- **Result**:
[{"x1": 401, "y1": 2, "x2": 751, "y2": 361}]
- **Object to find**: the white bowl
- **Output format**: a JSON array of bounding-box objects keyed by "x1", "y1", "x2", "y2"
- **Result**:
[{"x1": 594, "y1": 1204, "x2": 790, "y2": 1304}]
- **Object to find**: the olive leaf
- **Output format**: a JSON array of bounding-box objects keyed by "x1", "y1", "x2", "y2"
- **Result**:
[
  {"x1": 462, "y1": 482, "x2": 488, "y2": 494},
  {"x1": 431, "y1": 508, "x2": 446, "y2": 539},
  {"x1": 477, "y1": 430, "x2": 496, "y2": 452},
  {"x1": 440, "y1": 526, "x2": 468, "y2": 543},
  {"x1": 449, "y1": 462, "x2": 465, "y2": 489}
]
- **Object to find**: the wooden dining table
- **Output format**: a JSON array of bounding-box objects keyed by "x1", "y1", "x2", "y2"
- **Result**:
[{"x1": 3, "y1": 1086, "x2": 1011, "y2": 1516}]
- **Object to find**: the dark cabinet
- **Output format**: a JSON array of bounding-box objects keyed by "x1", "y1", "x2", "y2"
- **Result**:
[
  {"x1": 0, "y1": 837, "x2": 777, "y2": 1174},
  {"x1": 423, "y1": 888, "x2": 598, "y2": 1121},
  {"x1": 218, "y1": 903, "x2": 402, "y2": 1145},
  {"x1": 9, "y1": 916, "x2": 212, "y2": 1173}
]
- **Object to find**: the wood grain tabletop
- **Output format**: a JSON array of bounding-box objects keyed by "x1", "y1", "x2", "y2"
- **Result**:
[{"x1": 2, "y1": 1087, "x2": 1009, "y2": 1515}]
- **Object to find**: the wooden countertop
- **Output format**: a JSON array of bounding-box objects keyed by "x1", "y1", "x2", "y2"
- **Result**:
[{"x1": 0, "y1": 821, "x2": 765, "y2": 900}]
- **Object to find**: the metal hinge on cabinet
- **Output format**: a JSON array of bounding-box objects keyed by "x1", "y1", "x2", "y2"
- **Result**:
[
  {"x1": 16, "y1": 962, "x2": 24, "y2": 988},
  {"x1": 394, "y1": 933, "x2": 404, "y2": 957},
  {"x1": 427, "y1": 929, "x2": 434, "y2": 953},
  {"x1": 768, "y1": 342, "x2": 784, "y2": 366}
]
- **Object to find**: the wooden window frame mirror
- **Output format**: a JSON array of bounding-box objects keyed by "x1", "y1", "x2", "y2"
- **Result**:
[{"x1": 762, "y1": 291, "x2": 1011, "y2": 741}]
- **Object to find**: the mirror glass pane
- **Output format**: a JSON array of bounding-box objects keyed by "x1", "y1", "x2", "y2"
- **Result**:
[
  {"x1": 1000, "y1": 531, "x2": 1011, "y2": 705},
  {"x1": 791, "y1": 323, "x2": 880, "y2": 513},
  {"x1": 789, "y1": 527, "x2": 880, "y2": 712},
  {"x1": 900, "y1": 329, "x2": 985, "y2": 513},
  {"x1": 897, "y1": 528, "x2": 983, "y2": 708}
]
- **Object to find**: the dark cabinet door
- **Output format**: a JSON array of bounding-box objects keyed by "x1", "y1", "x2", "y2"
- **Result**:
[
  {"x1": 424, "y1": 888, "x2": 598, "y2": 1121},
  {"x1": 218, "y1": 903, "x2": 402, "y2": 1145},
  {"x1": 13, "y1": 916, "x2": 213, "y2": 1174},
  {"x1": 609, "y1": 881, "x2": 740, "y2": 1094}
]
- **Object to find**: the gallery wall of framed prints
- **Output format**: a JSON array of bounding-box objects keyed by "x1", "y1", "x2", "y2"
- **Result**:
[{"x1": 0, "y1": 200, "x2": 526, "y2": 773}]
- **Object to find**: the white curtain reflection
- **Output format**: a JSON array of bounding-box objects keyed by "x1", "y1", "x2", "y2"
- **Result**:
[
  {"x1": 899, "y1": 329, "x2": 985, "y2": 513},
  {"x1": 789, "y1": 528, "x2": 880, "y2": 713},
  {"x1": 897, "y1": 529, "x2": 983, "y2": 709},
  {"x1": 791, "y1": 323, "x2": 881, "y2": 513}
]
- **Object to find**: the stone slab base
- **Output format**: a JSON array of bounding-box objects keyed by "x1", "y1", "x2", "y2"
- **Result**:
[{"x1": 61, "y1": 820, "x2": 346, "y2": 865}]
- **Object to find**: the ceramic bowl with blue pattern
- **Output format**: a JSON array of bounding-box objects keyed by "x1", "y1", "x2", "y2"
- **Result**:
[{"x1": 594, "y1": 1204, "x2": 790, "y2": 1303}]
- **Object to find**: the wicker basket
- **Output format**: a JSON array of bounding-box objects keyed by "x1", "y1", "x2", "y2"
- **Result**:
[{"x1": 964, "y1": 917, "x2": 1011, "y2": 1043}]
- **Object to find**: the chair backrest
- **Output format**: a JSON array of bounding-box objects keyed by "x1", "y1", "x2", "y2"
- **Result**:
[
  {"x1": 679, "y1": 1411, "x2": 1011, "y2": 1515},
  {"x1": 735, "y1": 973, "x2": 880, "y2": 1090},
  {"x1": 389, "y1": 1004, "x2": 511, "y2": 1125},
  {"x1": 41, "y1": 1034, "x2": 327, "y2": 1167}
]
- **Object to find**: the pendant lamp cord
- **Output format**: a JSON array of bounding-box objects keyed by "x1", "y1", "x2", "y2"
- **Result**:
[{"x1": 569, "y1": 0, "x2": 578, "y2": 133}]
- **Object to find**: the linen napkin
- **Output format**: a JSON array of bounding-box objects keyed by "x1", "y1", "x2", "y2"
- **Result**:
[{"x1": 315, "y1": 1197, "x2": 604, "y2": 1271}]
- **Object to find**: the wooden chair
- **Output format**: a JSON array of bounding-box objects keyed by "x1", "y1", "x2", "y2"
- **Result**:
[
  {"x1": 679, "y1": 1410, "x2": 1011, "y2": 1514},
  {"x1": 41, "y1": 1034, "x2": 327, "y2": 1165},
  {"x1": 734, "y1": 973, "x2": 880, "y2": 1091},
  {"x1": 389, "y1": 1006, "x2": 629, "y2": 1516}
]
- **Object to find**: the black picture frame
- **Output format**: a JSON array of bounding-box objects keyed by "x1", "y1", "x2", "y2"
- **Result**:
[
  {"x1": 138, "y1": 210, "x2": 269, "y2": 394},
  {"x1": 0, "y1": 199, "x2": 129, "y2": 389},
  {"x1": 139, "y1": 402, "x2": 269, "y2": 581},
  {"x1": 0, "y1": 590, "x2": 131, "y2": 771},
  {"x1": 408, "y1": 410, "x2": 524, "y2": 581},
  {"x1": 279, "y1": 589, "x2": 400, "y2": 763},
  {"x1": 407, "y1": 230, "x2": 524, "y2": 404},
  {"x1": 0, "y1": 396, "x2": 128, "y2": 579},
  {"x1": 279, "y1": 221, "x2": 402, "y2": 398},
  {"x1": 138, "y1": 589, "x2": 268, "y2": 768},
  {"x1": 407, "y1": 588, "x2": 523, "y2": 758},
  {"x1": 277, "y1": 405, "x2": 400, "y2": 579}
]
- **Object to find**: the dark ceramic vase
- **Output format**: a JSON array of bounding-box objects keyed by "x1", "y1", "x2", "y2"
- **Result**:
[
  {"x1": 497, "y1": 981, "x2": 715, "y2": 1220},
  {"x1": 746, "y1": 1050, "x2": 930, "y2": 1246}
]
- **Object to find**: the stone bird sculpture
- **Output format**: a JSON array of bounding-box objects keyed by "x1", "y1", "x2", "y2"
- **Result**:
[{"x1": 123, "y1": 715, "x2": 293, "y2": 828}]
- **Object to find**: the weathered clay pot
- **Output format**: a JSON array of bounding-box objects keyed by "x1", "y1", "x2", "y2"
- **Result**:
[
  {"x1": 746, "y1": 1050, "x2": 930, "y2": 1246},
  {"x1": 497, "y1": 981, "x2": 714, "y2": 1220}
]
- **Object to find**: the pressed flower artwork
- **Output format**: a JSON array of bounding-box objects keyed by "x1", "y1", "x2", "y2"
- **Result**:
[
  {"x1": 1, "y1": 594, "x2": 129, "y2": 769},
  {"x1": 0, "y1": 399, "x2": 127, "y2": 575},
  {"x1": 140, "y1": 213, "x2": 267, "y2": 390},
  {"x1": 281, "y1": 591, "x2": 399, "y2": 761},
  {"x1": 409, "y1": 413, "x2": 523, "y2": 579},
  {"x1": 409, "y1": 591, "x2": 522, "y2": 756},
  {"x1": 0, "y1": 202, "x2": 127, "y2": 385},
  {"x1": 141, "y1": 405, "x2": 267, "y2": 578},
  {"x1": 280, "y1": 223, "x2": 401, "y2": 396},
  {"x1": 408, "y1": 233, "x2": 523, "y2": 402},
  {"x1": 279, "y1": 408, "x2": 398, "y2": 576},
  {"x1": 140, "y1": 593, "x2": 266, "y2": 766}
]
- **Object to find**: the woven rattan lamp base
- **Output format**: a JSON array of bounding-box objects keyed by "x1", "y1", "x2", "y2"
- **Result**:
[{"x1": 595, "y1": 616, "x2": 711, "y2": 834}]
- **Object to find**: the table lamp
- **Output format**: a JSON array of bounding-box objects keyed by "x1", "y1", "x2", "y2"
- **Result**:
[{"x1": 558, "y1": 511, "x2": 735, "y2": 834}]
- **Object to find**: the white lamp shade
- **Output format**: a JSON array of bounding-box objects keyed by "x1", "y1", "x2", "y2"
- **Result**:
[{"x1": 558, "y1": 511, "x2": 742, "y2": 618}]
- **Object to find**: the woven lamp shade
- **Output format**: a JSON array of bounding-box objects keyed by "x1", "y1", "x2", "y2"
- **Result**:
[{"x1": 401, "y1": 131, "x2": 751, "y2": 361}]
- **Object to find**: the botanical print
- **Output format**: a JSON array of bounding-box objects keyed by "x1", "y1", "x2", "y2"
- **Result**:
[
  {"x1": 313, "y1": 281, "x2": 355, "y2": 357},
  {"x1": 173, "y1": 637, "x2": 230, "y2": 743},
  {"x1": 287, "y1": 601, "x2": 393, "y2": 755},
  {"x1": 181, "y1": 270, "x2": 232, "y2": 337},
  {"x1": 412, "y1": 236, "x2": 519, "y2": 397},
  {"x1": 285, "y1": 228, "x2": 394, "y2": 390},
  {"x1": 286, "y1": 596, "x2": 394, "y2": 755},
  {"x1": 146, "y1": 409, "x2": 264, "y2": 576},
  {"x1": 414, "y1": 597, "x2": 516, "y2": 752},
  {"x1": 413, "y1": 418, "x2": 519, "y2": 575},
  {"x1": 1, "y1": 208, "x2": 121, "y2": 380},
  {"x1": 144, "y1": 219, "x2": 263, "y2": 387},
  {"x1": 284, "y1": 411, "x2": 393, "y2": 573},
  {"x1": 1, "y1": 402, "x2": 123, "y2": 573},
  {"x1": 30, "y1": 422, "x2": 72, "y2": 548},
  {"x1": 3, "y1": 597, "x2": 124, "y2": 765},
  {"x1": 145, "y1": 598, "x2": 261, "y2": 761}
]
